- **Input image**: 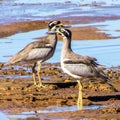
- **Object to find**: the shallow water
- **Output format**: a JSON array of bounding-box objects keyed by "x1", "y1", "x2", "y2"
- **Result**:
[
  {"x1": 0, "y1": 26, "x2": 120, "y2": 67},
  {"x1": 0, "y1": 105, "x2": 106, "y2": 120},
  {"x1": 0, "y1": 29, "x2": 47, "y2": 62},
  {"x1": 0, "y1": 1, "x2": 120, "y2": 67},
  {"x1": 1, "y1": 0, "x2": 120, "y2": 24},
  {"x1": 0, "y1": 112, "x2": 9, "y2": 120}
]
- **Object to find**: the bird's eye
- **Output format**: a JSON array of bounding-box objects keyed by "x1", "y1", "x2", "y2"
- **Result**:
[
  {"x1": 61, "y1": 29, "x2": 64, "y2": 32},
  {"x1": 56, "y1": 25, "x2": 59, "y2": 28}
]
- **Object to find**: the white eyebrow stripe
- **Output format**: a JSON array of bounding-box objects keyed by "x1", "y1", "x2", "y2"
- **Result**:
[
  {"x1": 49, "y1": 21, "x2": 57, "y2": 26},
  {"x1": 66, "y1": 30, "x2": 69, "y2": 36},
  {"x1": 62, "y1": 29, "x2": 70, "y2": 36}
]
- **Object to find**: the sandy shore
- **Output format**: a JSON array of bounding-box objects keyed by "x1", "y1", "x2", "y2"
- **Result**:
[
  {"x1": 0, "y1": 17, "x2": 119, "y2": 40},
  {"x1": 0, "y1": 16, "x2": 120, "y2": 119},
  {"x1": 0, "y1": 62, "x2": 120, "y2": 119}
]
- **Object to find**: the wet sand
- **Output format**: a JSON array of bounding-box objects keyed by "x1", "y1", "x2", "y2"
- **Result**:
[
  {"x1": 0, "y1": 62, "x2": 120, "y2": 119},
  {"x1": 0, "y1": 19, "x2": 119, "y2": 40},
  {"x1": 0, "y1": 16, "x2": 120, "y2": 119},
  {"x1": 0, "y1": 20, "x2": 68, "y2": 38}
]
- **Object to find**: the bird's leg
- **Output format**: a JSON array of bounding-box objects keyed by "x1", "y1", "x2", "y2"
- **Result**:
[
  {"x1": 32, "y1": 63, "x2": 37, "y2": 85},
  {"x1": 77, "y1": 80, "x2": 83, "y2": 110},
  {"x1": 37, "y1": 62, "x2": 44, "y2": 87}
]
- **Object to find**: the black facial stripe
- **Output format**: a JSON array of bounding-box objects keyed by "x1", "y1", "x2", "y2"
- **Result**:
[
  {"x1": 49, "y1": 24, "x2": 55, "y2": 29},
  {"x1": 65, "y1": 30, "x2": 70, "y2": 36},
  {"x1": 48, "y1": 21, "x2": 61, "y2": 29},
  {"x1": 61, "y1": 29, "x2": 71, "y2": 39},
  {"x1": 49, "y1": 21, "x2": 57, "y2": 26}
]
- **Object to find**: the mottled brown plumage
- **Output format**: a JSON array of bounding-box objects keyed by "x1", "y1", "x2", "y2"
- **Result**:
[
  {"x1": 59, "y1": 29, "x2": 107, "y2": 80},
  {"x1": 4, "y1": 21, "x2": 62, "y2": 87},
  {"x1": 4, "y1": 34, "x2": 57, "y2": 66},
  {"x1": 57, "y1": 28, "x2": 117, "y2": 110}
]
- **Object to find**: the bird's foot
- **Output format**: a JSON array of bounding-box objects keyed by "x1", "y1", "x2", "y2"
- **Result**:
[
  {"x1": 34, "y1": 82, "x2": 37, "y2": 86},
  {"x1": 36, "y1": 84, "x2": 48, "y2": 88},
  {"x1": 77, "y1": 101, "x2": 83, "y2": 110},
  {"x1": 64, "y1": 79, "x2": 72, "y2": 83}
]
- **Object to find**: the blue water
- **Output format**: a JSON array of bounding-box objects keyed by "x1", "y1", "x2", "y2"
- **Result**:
[
  {"x1": 0, "y1": 25, "x2": 120, "y2": 67},
  {"x1": 10, "y1": 0, "x2": 120, "y2": 5},
  {"x1": 1, "y1": 105, "x2": 105, "y2": 120},
  {"x1": 1, "y1": 0, "x2": 120, "y2": 24},
  {"x1": 52, "y1": 39, "x2": 120, "y2": 67},
  {"x1": 0, "y1": 30, "x2": 120, "y2": 67}
]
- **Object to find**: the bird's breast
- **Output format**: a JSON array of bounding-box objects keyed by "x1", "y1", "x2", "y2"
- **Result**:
[{"x1": 61, "y1": 60, "x2": 81, "y2": 78}]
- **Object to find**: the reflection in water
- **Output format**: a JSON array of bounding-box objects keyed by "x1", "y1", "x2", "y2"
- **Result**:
[
  {"x1": 0, "y1": 75, "x2": 52, "y2": 80},
  {"x1": 0, "y1": 75, "x2": 32, "y2": 79},
  {"x1": 8, "y1": 105, "x2": 106, "y2": 120}
]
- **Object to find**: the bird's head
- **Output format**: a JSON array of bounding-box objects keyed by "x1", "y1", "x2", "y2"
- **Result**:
[
  {"x1": 48, "y1": 20, "x2": 71, "y2": 32},
  {"x1": 56, "y1": 28, "x2": 72, "y2": 40},
  {"x1": 48, "y1": 21, "x2": 63, "y2": 31}
]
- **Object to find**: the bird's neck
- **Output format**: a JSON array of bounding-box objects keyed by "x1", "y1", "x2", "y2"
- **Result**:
[
  {"x1": 61, "y1": 36, "x2": 72, "y2": 57},
  {"x1": 49, "y1": 33, "x2": 57, "y2": 45}
]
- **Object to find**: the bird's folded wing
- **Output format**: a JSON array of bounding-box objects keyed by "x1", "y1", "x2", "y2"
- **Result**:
[
  {"x1": 27, "y1": 47, "x2": 52, "y2": 60},
  {"x1": 4, "y1": 41, "x2": 53, "y2": 65},
  {"x1": 63, "y1": 59, "x2": 86, "y2": 64},
  {"x1": 67, "y1": 52, "x2": 103, "y2": 66},
  {"x1": 62, "y1": 59, "x2": 97, "y2": 76},
  {"x1": 63, "y1": 56, "x2": 97, "y2": 65}
]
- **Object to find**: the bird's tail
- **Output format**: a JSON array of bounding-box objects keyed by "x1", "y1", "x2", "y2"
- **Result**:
[
  {"x1": 0, "y1": 63, "x2": 4, "y2": 69},
  {"x1": 99, "y1": 70, "x2": 108, "y2": 82},
  {"x1": 3, "y1": 62, "x2": 9, "y2": 67},
  {"x1": 106, "y1": 80, "x2": 118, "y2": 92},
  {"x1": 99, "y1": 71, "x2": 118, "y2": 92}
]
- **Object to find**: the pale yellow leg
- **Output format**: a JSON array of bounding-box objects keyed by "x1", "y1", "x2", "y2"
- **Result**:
[
  {"x1": 33, "y1": 72, "x2": 37, "y2": 85},
  {"x1": 77, "y1": 80, "x2": 83, "y2": 110},
  {"x1": 37, "y1": 63, "x2": 44, "y2": 87},
  {"x1": 32, "y1": 63, "x2": 37, "y2": 86}
]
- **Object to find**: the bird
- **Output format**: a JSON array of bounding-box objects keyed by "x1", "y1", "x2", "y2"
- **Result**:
[
  {"x1": 56, "y1": 28, "x2": 117, "y2": 110},
  {"x1": 4, "y1": 21, "x2": 64, "y2": 87}
]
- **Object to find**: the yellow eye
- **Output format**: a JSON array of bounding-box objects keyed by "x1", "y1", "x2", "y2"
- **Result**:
[{"x1": 61, "y1": 29, "x2": 64, "y2": 32}]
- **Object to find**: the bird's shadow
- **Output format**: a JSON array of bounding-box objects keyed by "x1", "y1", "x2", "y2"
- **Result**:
[
  {"x1": 46, "y1": 82, "x2": 120, "y2": 102},
  {"x1": 88, "y1": 94, "x2": 120, "y2": 102},
  {"x1": 46, "y1": 82, "x2": 77, "y2": 88}
]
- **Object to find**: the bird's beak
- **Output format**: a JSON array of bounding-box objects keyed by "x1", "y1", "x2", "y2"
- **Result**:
[
  {"x1": 56, "y1": 29, "x2": 61, "y2": 35},
  {"x1": 46, "y1": 31, "x2": 56, "y2": 34},
  {"x1": 57, "y1": 23, "x2": 71, "y2": 29},
  {"x1": 58, "y1": 23, "x2": 63, "y2": 26},
  {"x1": 55, "y1": 23, "x2": 63, "y2": 29}
]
